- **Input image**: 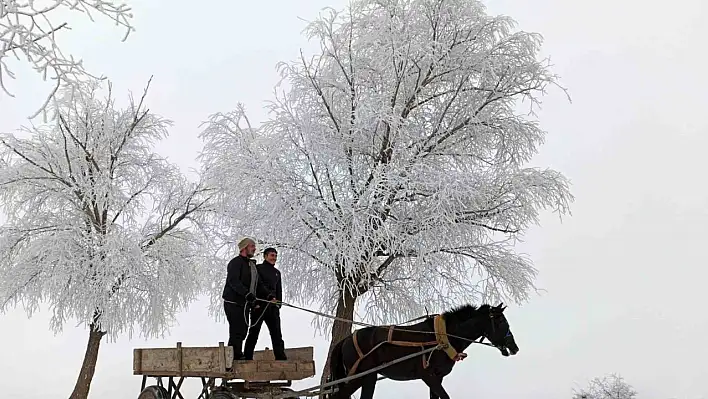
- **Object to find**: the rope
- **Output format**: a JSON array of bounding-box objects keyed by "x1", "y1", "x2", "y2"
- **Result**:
[
  {"x1": 258, "y1": 298, "x2": 495, "y2": 348},
  {"x1": 256, "y1": 298, "x2": 430, "y2": 328},
  {"x1": 272, "y1": 345, "x2": 441, "y2": 399},
  {"x1": 244, "y1": 302, "x2": 270, "y2": 329}
]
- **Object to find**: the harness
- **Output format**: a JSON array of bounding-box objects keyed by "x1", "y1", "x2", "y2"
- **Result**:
[{"x1": 346, "y1": 315, "x2": 461, "y2": 376}]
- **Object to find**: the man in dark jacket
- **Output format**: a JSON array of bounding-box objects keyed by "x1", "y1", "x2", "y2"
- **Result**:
[
  {"x1": 222, "y1": 237, "x2": 274, "y2": 361},
  {"x1": 243, "y1": 247, "x2": 287, "y2": 360}
]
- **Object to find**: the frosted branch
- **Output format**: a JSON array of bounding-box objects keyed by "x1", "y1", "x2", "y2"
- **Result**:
[
  {"x1": 0, "y1": 0, "x2": 135, "y2": 119},
  {"x1": 0, "y1": 78, "x2": 218, "y2": 340},
  {"x1": 573, "y1": 374, "x2": 638, "y2": 399},
  {"x1": 199, "y1": 0, "x2": 574, "y2": 333}
]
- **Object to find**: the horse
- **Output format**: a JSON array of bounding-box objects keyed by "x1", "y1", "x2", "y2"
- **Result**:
[{"x1": 325, "y1": 303, "x2": 518, "y2": 399}]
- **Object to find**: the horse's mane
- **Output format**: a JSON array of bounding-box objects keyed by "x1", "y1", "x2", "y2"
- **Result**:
[{"x1": 434, "y1": 303, "x2": 492, "y2": 325}]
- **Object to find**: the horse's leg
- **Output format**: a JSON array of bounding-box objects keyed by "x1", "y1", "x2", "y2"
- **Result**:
[
  {"x1": 358, "y1": 374, "x2": 378, "y2": 399},
  {"x1": 421, "y1": 375, "x2": 449, "y2": 399},
  {"x1": 428, "y1": 376, "x2": 445, "y2": 399},
  {"x1": 333, "y1": 377, "x2": 366, "y2": 399}
]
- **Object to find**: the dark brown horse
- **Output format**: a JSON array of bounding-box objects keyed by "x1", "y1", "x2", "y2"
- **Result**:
[{"x1": 326, "y1": 303, "x2": 518, "y2": 399}]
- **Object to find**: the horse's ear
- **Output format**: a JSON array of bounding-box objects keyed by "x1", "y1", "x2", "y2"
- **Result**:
[{"x1": 496, "y1": 302, "x2": 504, "y2": 309}]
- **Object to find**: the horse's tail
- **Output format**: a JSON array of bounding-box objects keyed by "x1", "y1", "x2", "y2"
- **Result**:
[{"x1": 326, "y1": 338, "x2": 347, "y2": 399}]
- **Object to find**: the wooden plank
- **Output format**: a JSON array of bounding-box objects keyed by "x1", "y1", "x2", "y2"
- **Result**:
[
  {"x1": 231, "y1": 360, "x2": 315, "y2": 380},
  {"x1": 253, "y1": 347, "x2": 313, "y2": 361},
  {"x1": 132, "y1": 362, "x2": 315, "y2": 381},
  {"x1": 134, "y1": 345, "x2": 234, "y2": 376},
  {"x1": 133, "y1": 348, "x2": 143, "y2": 374},
  {"x1": 133, "y1": 344, "x2": 314, "y2": 381},
  {"x1": 218, "y1": 342, "x2": 226, "y2": 374},
  {"x1": 236, "y1": 370, "x2": 312, "y2": 381},
  {"x1": 230, "y1": 360, "x2": 298, "y2": 373},
  {"x1": 176, "y1": 342, "x2": 183, "y2": 376},
  {"x1": 230, "y1": 360, "x2": 316, "y2": 381}
]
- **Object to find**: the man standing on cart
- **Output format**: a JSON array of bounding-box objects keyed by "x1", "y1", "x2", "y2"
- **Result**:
[
  {"x1": 222, "y1": 237, "x2": 275, "y2": 362},
  {"x1": 243, "y1": 247, "x2": 288, "y2": 361}
]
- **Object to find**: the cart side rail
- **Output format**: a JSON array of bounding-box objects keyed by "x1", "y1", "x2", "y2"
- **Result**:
[{"x1": 133, "y1": 343, "x2": 315, "y2": 381}]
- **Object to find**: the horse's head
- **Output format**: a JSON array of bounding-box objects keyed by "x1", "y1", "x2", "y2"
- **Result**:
[
  {"x1": 439, "y1": 303, "x2": 519, "y2": 357},
  {"x1": 482, "y1": 303, "x2": 519, "y2": 357}
]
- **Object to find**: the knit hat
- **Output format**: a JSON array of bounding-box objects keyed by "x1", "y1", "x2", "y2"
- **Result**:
[{"x1": 238, "y1": 237, "x2": 255, "y2": 251}]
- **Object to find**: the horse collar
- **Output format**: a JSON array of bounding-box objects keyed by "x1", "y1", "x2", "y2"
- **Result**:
[{"x1": 433, "y1": 315, "x2": 459, "y2": 360}]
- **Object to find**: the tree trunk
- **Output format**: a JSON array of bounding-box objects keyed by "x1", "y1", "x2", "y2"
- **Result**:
[
  {"x1": 69, "y1": 325, "x2": 106, "y2": 399},
  {"x1": 319, "y1": 289, "x2": 357, "y2": 398}
]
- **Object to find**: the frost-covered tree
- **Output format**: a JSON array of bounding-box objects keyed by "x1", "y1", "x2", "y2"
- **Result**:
[
  {"x1": 0, "y1": 79, "x2": 216, "y2": 399},
  {"x1": 1, "y1": 0, "x2": 134, "y2": 118},
  {"x1": 199, "y1": 0, "x2": 573, "y2": 379},
  {"x1": 574, "y1": 374, "x2": 638, "y2": 399}
]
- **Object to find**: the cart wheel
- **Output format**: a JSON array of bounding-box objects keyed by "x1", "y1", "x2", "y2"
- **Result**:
[
  {"x1": 138, "y1": 385, "x2": 169, "y2": 399},
  {"x1": 207, "y1": 389, "x2": 237, "y2": 399}
]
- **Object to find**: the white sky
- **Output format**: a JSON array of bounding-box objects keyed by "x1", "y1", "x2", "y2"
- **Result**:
[{"x1": 0, "y1": 0, "x2": 706, "y2": 398}]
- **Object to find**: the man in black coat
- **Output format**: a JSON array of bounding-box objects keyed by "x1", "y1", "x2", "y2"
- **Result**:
[
  {"x1": 243, "y1": 247, "x2": 287, "y2": 360},
  {"x1": 222, "y1": 237, "x2": 275, "y2": 361}
]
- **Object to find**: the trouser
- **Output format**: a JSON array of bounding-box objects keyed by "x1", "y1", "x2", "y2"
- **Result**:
[
  {"x1": 243, "y1": 304, "x2": 287, "y2": 360},
  {"x1": 224, "y1": 301, "x2": 249, "y2": 360}
]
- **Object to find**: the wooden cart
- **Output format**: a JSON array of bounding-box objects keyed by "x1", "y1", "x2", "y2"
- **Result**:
[{"x1": 133, "y1": 342, "x2": 316, "y2": 399}]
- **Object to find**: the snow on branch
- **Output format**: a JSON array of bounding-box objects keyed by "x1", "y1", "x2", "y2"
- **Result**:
[
  {"x1": 573, "y1": 374, "x2": 638, "y2": 399},
  {"x1": 200, "y1": 0, "x2": 574, "y2": 330},
  {"x1": 0, "y1": 78, "x2": 218, "y2": 340},
  {"x1": 0, "y1": 0, "x2": 134, "y2": 119}
]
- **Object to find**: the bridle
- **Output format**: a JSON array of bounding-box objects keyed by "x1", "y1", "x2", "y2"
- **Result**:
[{"x1": 483, "y1": 310, "x2": 513, "y2": 353}]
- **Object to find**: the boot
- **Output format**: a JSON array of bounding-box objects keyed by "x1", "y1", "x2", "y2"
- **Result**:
[
  {"x1": 232, "y1": 340, "x2": 244, "y2": 362},
  {"x1": 274, "y1": 344, "x2": 287, "y2": 361},
  {"x1": 242, "y1": 341, "x2": 256, "y2": 361}
]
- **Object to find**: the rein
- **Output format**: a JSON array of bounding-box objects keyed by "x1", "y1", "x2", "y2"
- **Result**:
[{"x1": 253, "y1": 298, "x2": 497, "y2": 349}]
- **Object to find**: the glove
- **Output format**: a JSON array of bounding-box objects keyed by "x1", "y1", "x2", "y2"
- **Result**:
[{"x1": 245, "y1": 293, "x2": 256, "y2": 303}]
